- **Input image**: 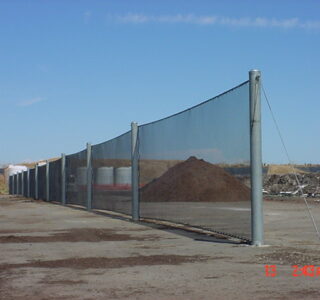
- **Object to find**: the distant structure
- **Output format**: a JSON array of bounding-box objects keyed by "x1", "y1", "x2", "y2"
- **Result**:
[{"x1": 3, "y1": 165, "x2": 28, "y2": 186}]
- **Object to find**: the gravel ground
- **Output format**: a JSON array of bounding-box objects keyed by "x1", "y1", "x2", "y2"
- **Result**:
[{"x1": 0, "y1": 195, "x2": 320, "y2": 300}]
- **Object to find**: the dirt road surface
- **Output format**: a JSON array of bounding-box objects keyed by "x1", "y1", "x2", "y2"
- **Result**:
[{"x1": 1, "y1": 195, "x2": 320, "y2": 300}]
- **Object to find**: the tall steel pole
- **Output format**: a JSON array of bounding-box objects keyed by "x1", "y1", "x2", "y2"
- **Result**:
[
  {"x1": 61, "y1": 153, "x2": 66, "y2": 205},
  {"x1": 86, "y1": 143, "x2": 92, "y2": 211},
  {"x1": 131, "y1": 122, "x2": 140, "y2": 221},
  {"x1": 249, "y1": 69, "x2": 264, "y2": 246}
]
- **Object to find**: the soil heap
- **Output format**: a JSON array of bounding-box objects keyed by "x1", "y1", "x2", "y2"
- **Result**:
[{"x1": 140, "y1": 156, "x2": 250, "y2": 202}]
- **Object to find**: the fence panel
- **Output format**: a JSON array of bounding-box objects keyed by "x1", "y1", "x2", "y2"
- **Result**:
[
  {"x1": 17, "y1": 173, "x2": 22, "y2": 195},
  {"x1": 49, "y1": 159, "x2": 62, "y2": 202},
  {"x1": 38, "y1": 165, "x2": 47, "y2": 200},
  {"x1": 23, "y1": 170, "x2": 28, "y2": 197},
  {"x1": 92, "y1": 131, "x2": 132, "y2": 215},
  {"x1": 29, "y1": 168, "x2": 35, "y2": 199},
  {"x1": 18, "y1": 79, "x2": 255, "y2": 240},
  {"x1": 138, "y1": 82, "x2": 251, "y2": 240},
  {"x1": 13, "y1": 174, "x2": 17, "y2": 194},
  {"x1": 66, "y1": 149, "x2": 87, "y2": 207}
]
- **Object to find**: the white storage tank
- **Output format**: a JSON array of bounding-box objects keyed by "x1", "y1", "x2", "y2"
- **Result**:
[
  {"x1": 115, "y1": 167, "x2": 131, "y2": 187},
  {"x1": 4, "y1": 165, "x2": 28, "y2": 186},
  {"x1": 76, "y1": 167, "x2": 87, "y2": 186},
  {"x1": 7, "y1": 165, "x2": 27, "y2": 177},
  {"x1": 96, "y1": 167, "x2": 114, "y2": 185}
]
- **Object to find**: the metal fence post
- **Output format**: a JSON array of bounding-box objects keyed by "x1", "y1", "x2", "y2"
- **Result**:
[
  {"x1": 249, "y1": 69, "x2": 264, "y2": 246},
  {"x1": 131, "y1": 122, "x2": 140, "y2": 221},
  {"x1": 61, "y1": 153, "x2": 66, "y2": 205},
  {"x1": 27, "y1": 168, "x2": 30, "y2": 198},
  {"x1": 35, "y1": 163, "x2": 39, "y2": 200},
  {"x1": 86, "y1": 143, "x2": 92, "y2": 211},
  {"x1": 46, "y1": 160, "x2": 50, "y2": 201}
]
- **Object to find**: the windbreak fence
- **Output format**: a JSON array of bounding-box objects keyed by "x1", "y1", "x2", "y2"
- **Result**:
[
  {"x1": 139, "y1": 82, "x2": 251, "y2": 239},
  {"x1": 38, "y1": 165, "x2": 46, "y2": 201},
  {"x1": 18, "y1": 173, "x2": 22, "y2": 195},
  {"x1": 49, "y1": 159, "x2": 62, "y2": 202},
  {"x1": 92, "y1": 131, "x2": 132, "y2": 215},
  {"x1": 29, "y1": 168, "x2": 35, "y2": 199},
  {"x1": 23, "y1": 170, "x2": 28, "y2": 197},
  {"x1": 9, "y1": 79, "x2": 255, "y2": 241},
  {"x1": 13, "y1": 174, "x2": 17, "y2": 194},
  {"x1": 66, "y1": 150, "x2": 87, "y2": 207}
]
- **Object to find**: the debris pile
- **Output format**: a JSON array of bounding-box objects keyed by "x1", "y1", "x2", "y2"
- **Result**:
[{"x1": 263, "y1": 173, "x2": 320, "y2": 196}]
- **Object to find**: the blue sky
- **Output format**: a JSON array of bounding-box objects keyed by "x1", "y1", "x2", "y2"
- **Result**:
[{"x1": 1, "y1": 0, "x2": 319, "y2": 165}]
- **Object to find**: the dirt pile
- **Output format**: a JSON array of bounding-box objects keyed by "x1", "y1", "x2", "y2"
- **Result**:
[{"x1": 140, "y1": 156, "x2": 250, "y2": 202}]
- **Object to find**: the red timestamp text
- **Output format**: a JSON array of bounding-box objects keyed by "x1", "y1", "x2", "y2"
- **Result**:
[{"x1": 265, "y1": 265, "x2": 320, "y2": 277}]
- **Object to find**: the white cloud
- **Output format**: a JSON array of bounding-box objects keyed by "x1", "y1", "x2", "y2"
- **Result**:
[
  {"x1": 18, "y1": 97, "x2": 44, "y2": 107},
  {"x1": 115, "y1": 13, "x2": 217, "y2": 25},
  {"x1": 114, "y1": 14, "x2": 320, "y2": 30}
]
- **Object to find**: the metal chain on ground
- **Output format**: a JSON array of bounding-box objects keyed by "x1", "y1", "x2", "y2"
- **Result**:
[{"x1": 262, "y1": 84, "x2": 320, "y2": 241}]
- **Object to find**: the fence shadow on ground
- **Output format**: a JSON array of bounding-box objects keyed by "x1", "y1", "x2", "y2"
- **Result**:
[{"x1": 52, "y1": 201, "x2": 247, "y2": 245}]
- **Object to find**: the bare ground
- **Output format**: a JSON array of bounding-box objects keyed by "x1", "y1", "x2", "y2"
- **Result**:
[{"x1": 1, "y1": 195, "x2": 320, "y2": 300}]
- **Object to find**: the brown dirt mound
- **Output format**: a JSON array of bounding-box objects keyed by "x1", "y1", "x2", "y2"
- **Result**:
[{"x1": 140, "y1": 156, "x2": 250, "y2": 202}]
